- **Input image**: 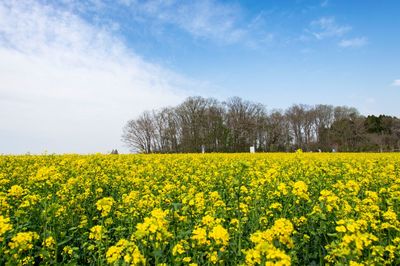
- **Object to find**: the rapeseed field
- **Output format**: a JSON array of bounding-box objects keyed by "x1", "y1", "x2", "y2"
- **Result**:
[{"x1": 1, "y1": 152, "x2": 399, "y2": 265}]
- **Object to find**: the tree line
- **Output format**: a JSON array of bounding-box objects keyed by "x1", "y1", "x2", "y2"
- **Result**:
[{"x1": 122, "y1": 96, "x2": 400, "y2": 153}]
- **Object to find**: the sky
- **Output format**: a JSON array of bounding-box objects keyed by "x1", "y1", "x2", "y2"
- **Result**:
[{"x1": 1, "y1": 0, "x2": 400, "y2": 154}]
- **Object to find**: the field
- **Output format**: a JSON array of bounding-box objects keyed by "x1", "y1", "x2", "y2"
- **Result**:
[{"x1": 1, "y1": 153, "x2": 400, "y2": 265}]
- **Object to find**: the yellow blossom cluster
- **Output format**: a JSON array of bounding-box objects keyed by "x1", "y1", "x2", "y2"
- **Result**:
[
  {"x1": 89, "y1": 225, "x2": 106, "y2": 241},
  {"x1": 106, "y1": 239, "x2": 146, "y2": 265},
  {"x1": 96, "y1": 197, "x2": 115, "y2": 217},
  {"x1": 135, "y1": 208, "x2": 172, "y2": 243},
  {"x1": 8, "y1": 232, "x2": 39, "y2": 250},
  {"x1": 245, "y1": 218, "x2": 294, "y2": 265},
  {"x1": 0, "y1": 215, "x2": 12, "y2": 241}
]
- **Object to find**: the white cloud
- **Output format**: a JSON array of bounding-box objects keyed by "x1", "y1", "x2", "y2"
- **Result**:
[
  {"x1": 308, "y1": 17, "x2": 351, "y2": 40},
  {"x1": 0, "y1": 0, "x2": 195, "y2": 154},
  {"x1": 338, "y1": 37, "x2": 367, "y2": 48},
  {"x1": 117, "y1": 0, "x2": 269, "y2": 46},
  {"x1": 392, "y1": 80, "x2": 400, "y2": 86},
  {"x1": 320, "y1": 0, "x2": 329, "y2": 7},
  {"x1": 123, "y1": 0, "x2": 243, "y2": 42}
]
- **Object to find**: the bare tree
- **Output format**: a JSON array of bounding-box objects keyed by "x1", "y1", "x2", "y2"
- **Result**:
[
  {"x1": 203, "y1": 99, "x2": 227, "y2": 152},
  {"x1": 265, "y1": 110, "x2": 290, "y2": 151},
  {"x1": 224, "y1": 97, "x2": 267, "y2": 152},
  {"x1": 313, "y1": 104, "x2": 334, "y2": 145},
  {"x1": 122, "y1": 111, "x2": 155, "y2": 153},
  {"x1": 176, "y1": 96, "x2": 210, "y2": 152},
  {"x1": 285, "y1": 104, "x2": 306, "y2": 149},
  {"x1": 152, "y1": 107, "x2": 180, "y2": 152},
  {"x1": 303, "y1": 105, "x2": 317, "y2": 148},
  {"x1": 334, "y1": 106, "x2": 359, "y2": 121}
]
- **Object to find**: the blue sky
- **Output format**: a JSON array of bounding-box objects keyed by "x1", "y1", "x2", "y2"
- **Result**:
[{"x1": 0, "y1": 0, "x2": 399, "y2": 153}]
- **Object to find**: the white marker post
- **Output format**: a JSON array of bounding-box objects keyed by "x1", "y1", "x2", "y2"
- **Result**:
[{"x1": 250, "y1": 146, "x2": 255, "y2": 153}]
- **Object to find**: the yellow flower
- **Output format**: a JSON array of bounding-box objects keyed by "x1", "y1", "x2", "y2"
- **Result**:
[
  {"x1": 230, "y1": 218, "x2": 240, "y2": 230},
  {"x1": 172, "y1": 243, "x2": 185, "y2": 256},
  {"x1": 293, "y1": 216, "x2": 307, "y2": 226},
  {"x1": 292, "y1": 181, "x2": 309, "y2": 201},
  {"x1": 106, "y1": 243, "x2": 125, "y2": 263},
  {"x1": 8, "y1": 231, "x2": 39, "y2": 252},
  {"x1": 270, "y1": 218, "x2": 294, "y2": 248},
  {"x1": 319, "y1": 189, "x2": 339, "y2": 212},
  {"x1": 265, "y1": 247, "x2": 291, "y2": 265},
  {"x1": 135, "y1": 208, "x2": 171, "y2": 242},
  {"x1": 192, "y1": 227, "x2": 208, "y2": 245},
  {"x1": 63, "y1": 246, "x2": 73, "y2": 256},
  {"x1": 208, "y1": 251, "x2": 219, "y2": 264},
  {"x1": 89, "y1": 225, "x2": 105, "y2": 241},
  {"x1": 183, "y1": 257, "x2": 191, "y2": 263},
  {"x1": 129, "y1": 245, "x2": 146, "y2": 265},
  {"x1": 107, "y1": 239, "x2": 145, "y2": 265},
  {"x1": 383, "y1": 207, "x2": 397, "y2": 222},
  {"x1": 349, "y1": 261, "x2": 364, "y2": 266},
  {"x1": 245, "y1": 249, "x2": 262, "y2": 265},
  {"x1": 96, "y1": 197, "x2": 115, "y2": 217},
  {"x1": 277, "y1": 183, "x2": 288, "y2": 195},
  {"x1": 336, "y1": 225, "x2": 347, "y2": 233},
  {"x1": 43, "y1": 236, "x2": 56, "y2": 248},
  {"x1": 8, "y1": 185, "x2": 25, "y2": 198},
  {"x1": 201, "y1": 215, "x2": 215, "y2": 227},
  {"x1": 239, "y1": 203, "x2": 249, "y2": 214},
  {"x1": 0, "y1": 215, "x2": 12, "y2": 241},
  {"x1": 270, "y1": 202, "x2": 282, "y2": 210},
  {"x1": 209, "y1": 224, "x2": 229, "y2": 246}
]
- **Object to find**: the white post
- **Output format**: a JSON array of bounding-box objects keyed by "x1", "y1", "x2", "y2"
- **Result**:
[{"x1": 250, "y1": 146, "x2": 255, "y2": 153}]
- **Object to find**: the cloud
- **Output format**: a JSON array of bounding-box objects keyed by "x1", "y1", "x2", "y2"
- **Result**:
[
  {"x1": 0, "y1": 0, "x2": 195, "y2": 154},
  {"x1": 320, "y1": 0, "x2": 329, "y2": 7},
  {"x1": 304, "y1": 16, "x2": 369, "y2": 49},
  {"x1": 121, "y1": 0, "x2": 244, "y2": 43},
  {"x1": 338, "y1": 37, "x2": 367, "y2": 48},
  {"x1": 392, "y1": 80, "x2": 400, "y2": 86},
  {"x1": 308, "y1": 17, "x2": 351, "y2": 40},
  {"x1": 117, "y1": 0, "x2": 270, "y2": 46}
]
